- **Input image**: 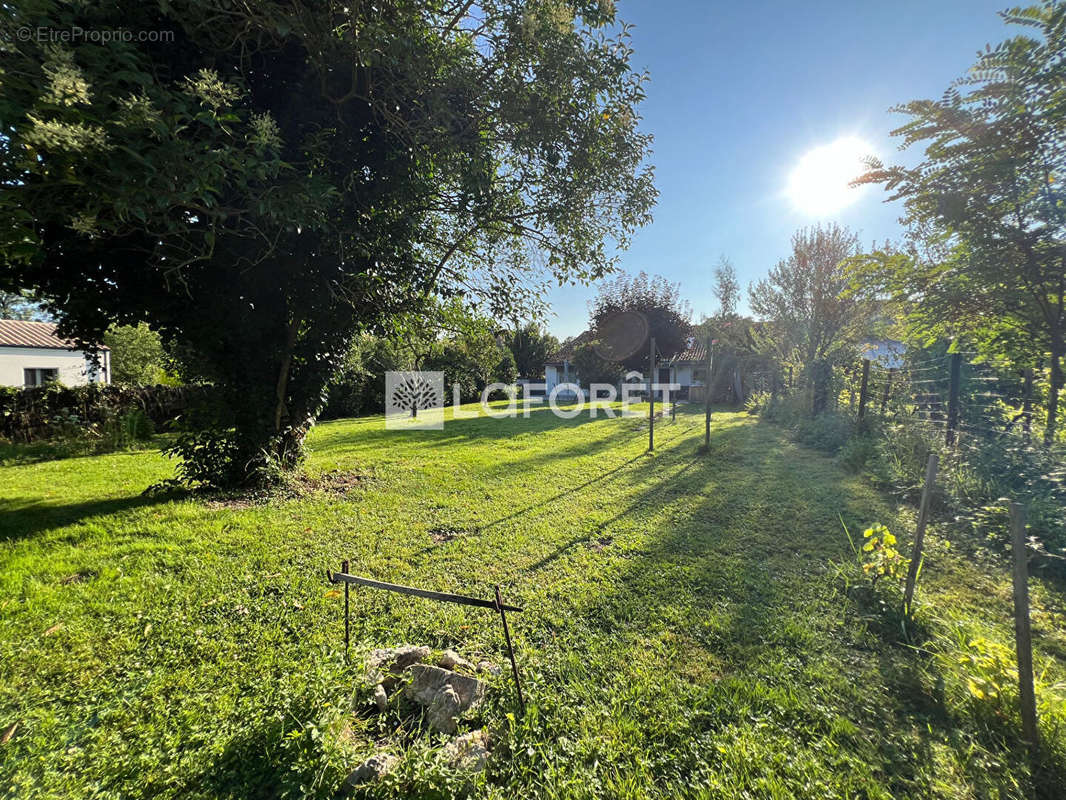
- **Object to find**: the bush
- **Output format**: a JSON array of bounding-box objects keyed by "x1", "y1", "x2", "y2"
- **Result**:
[
  {"x1": 839, "y1": 434, "x2": 878, "y2": 471},
  {"x1": 794, "y1": 412, "x2": 853, "y2": 454},
  {"x1": 0, "y1": 383, "x2": 201, "y2": 447}
]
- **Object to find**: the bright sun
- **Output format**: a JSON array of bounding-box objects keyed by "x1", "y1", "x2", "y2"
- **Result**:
[{"x1": 786, "y1": 136, "x2": 875, "y2": 216}]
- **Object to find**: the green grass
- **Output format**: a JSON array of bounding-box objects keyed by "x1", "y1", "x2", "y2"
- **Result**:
[{"x1": 2, "y1": 404, "x2": 1065, "y2": 799}]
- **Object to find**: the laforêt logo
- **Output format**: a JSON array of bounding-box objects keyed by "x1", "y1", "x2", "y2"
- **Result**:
[{"x1": 385, "y1": 371, "x2": 445, "y2": 429}]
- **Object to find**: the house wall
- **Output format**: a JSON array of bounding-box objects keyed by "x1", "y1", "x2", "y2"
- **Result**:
[
  {"x1": 545, "y1": 362, "x2": 576, "y2": 393},
  {"x1": 0, "y1": 347, "x2": 106, "y2": 387}
]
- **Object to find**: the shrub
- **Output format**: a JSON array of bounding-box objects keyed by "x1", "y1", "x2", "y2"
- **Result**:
[{"x1": 794, "y1": 412, "x2": 853, "y2": 454}]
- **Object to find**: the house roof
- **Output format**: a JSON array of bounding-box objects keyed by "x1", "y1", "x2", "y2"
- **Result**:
[
  {"x1": 670, "y1": 340, "x2": 707, "y2": 363},
  {"x1": 548, "y1": 329, "x2": 710, "y2": 365},
  {"x1": 860, "y1": 339, "x2": 904, "y2": 369},
  {"x1": 0, "y1": 319, "x2": 106, "y2": 351},
  {"x1": 545, "y1": 330, "x2": 596, "y2": 364}
]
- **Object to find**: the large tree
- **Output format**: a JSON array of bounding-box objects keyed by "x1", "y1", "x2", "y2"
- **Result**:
[
  {"x1": 853, "y1": 2, "x2": 1066, "y2": 443},
  {"x1": 712, "y1": 256, "x2": 741, "y2": 320},
  {"x1": 749, "y1": 224, "x2": 864, "y2": 412},
  {"x1": 0, "y1": 0, "x2": 655, "y2": 486},
  {"x1": 504, "y1": 322, "x2": 558, "y2": 379},
  {"x1": 589, "y1": 271, "x2": 691, "y2": 371}
]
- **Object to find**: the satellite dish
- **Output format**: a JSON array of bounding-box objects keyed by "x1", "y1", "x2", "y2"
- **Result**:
[{"x1": 593, "y1": 310, "x2": 649, "y2": 362}]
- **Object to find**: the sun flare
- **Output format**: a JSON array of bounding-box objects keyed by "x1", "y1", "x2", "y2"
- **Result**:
[{"x1": 786, "y1": 136, "x2": 875, "y2": 216}]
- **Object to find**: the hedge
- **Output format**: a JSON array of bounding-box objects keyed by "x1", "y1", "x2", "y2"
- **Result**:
[{"x1": 0, "y1": 383, "x2": 204, "y2": 442}]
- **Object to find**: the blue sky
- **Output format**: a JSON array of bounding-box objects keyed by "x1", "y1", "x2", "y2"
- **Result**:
[{"x1": 543, "y1": 0, "x2": 1015, "y2": 339}]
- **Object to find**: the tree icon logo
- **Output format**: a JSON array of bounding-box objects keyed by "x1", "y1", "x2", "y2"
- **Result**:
[{"x1": 385, "y1": 371, "x2": 445, "y2": 429}]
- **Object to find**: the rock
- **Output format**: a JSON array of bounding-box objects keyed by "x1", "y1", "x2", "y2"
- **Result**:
[
  {"x1": 476, "y1": 660, "x2": 501, "y2": 676},
  {"x1": 406, "y1": 664, "x2": 485, "y2": 709},
  {"x1": 427, "y1": 685, "x2": 462, "y2": 734},
  {"x1": 343, "y1": 753, "x2": 398, "y2": 789},
  {"x1": 367, "y1": 645, "x2": 430, "y2": 689},
  {"x1": 438, "y1": 649, "x2": 475, "y2": 672},
  {"x1": 405, "y1": 665, "x2": 486, "y2": 733},
  {"x1": 372, "y1": 683, "x2": 388, "y2": 712},
  {"x1": 442, "y1": 729, "x2": 492, "y2": 773},
  {"x1": 367, "y1": 645, "x2": 430, "y2": 674}
]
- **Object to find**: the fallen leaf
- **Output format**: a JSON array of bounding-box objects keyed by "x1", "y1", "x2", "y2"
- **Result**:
[
  {"x1": 43, "y1": 623, "x2": 63, "y2": 637},
  {"x1": 292, "y1": 602, "x2": 304, "y2": 610},
  {"x1": 0, "y1": 722, "x2": 16, "y2": 745},
  {"x1": 323, "y1": 589, "x2": 342, "y2": 599}
]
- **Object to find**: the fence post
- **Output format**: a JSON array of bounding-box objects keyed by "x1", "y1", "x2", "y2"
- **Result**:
[
  {"x1": 946, "y1": 352, "x2": 962, "y2": 445},
  {"x1": 704, "y1": 337, "x2": 713, "y2": 449},
  {"x1": 857, "y1": 359, "x2": 871, "y2": 421},
  {"x1": 1010, "y1": 502, "x2": 1039, "y2": 749},
  {"x1": 903, "y1": 453, "x2": 938, "y2": 617},
  {"x1": 881, "y1": 367, "x2": 894, "y2": 414},
  {"x1": 648, "y1": 336, "x2": 655, "y2": 452}
]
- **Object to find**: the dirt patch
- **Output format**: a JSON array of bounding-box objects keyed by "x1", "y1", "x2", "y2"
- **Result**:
[
  {"x1": 429, "y1": 526, "x2": 475, "y2": 544},
  {"x1": 588, "y1": 535, "x2": 613, "y2": 552},
  {"x1": 203, "y1": 470, "x2": 370, "y2": 509},
  {"x1": 60, "y1": 571, "x2": 97, "y2": 585}
]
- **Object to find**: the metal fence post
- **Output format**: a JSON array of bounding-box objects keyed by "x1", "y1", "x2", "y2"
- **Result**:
[
  {"x1": 1010, "y1": 503, "x2": 1039, "y2": 749},
  {"x1": 648, "y1": 336, "x2": 655, "y2": 452},
  {"x1": 946, "y1": 352, "x2": 962, "y2": 445}
]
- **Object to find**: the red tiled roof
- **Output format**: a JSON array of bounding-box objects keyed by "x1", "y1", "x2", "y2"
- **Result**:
[
  {"x1": 671, "y1": 341, "x2": 707, "y2": 363},
  {"x1": 0, "y1": 319, "x2": 106, "y2": 350}
]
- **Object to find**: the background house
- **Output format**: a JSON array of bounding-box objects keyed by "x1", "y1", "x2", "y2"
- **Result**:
[{"x1": 0, "y1": 320, "x2": 110, "y2": 387}]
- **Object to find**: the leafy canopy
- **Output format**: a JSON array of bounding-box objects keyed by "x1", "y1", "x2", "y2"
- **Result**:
[{"x1": 0, "y1": 0, "x2": 656, "y2": 485}]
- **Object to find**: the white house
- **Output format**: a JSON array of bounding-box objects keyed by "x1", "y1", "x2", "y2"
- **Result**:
[
  {"x1": 544, "y1": 333, "x2": 709, "y2": 399},
  {"x1": 0, "y1": 319, "x2": 110, "y2": 387}
]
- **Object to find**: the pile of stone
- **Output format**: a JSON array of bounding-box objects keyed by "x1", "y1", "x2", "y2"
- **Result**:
[{"x1": 342, "y1": 645, "x2": 501, "y2": 791}]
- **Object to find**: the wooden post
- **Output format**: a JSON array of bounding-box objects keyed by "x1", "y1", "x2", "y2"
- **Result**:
[
  {"x1": 857, "y1": 359, "x2": 871, "y2": 421},
  {"x1": 946, "y1": 352, "x2": 962, "y2": 445},
  {"x1": 1010, "y1": 503, "x2": 1039, "y2": 749},
  {"x1": 648, "y1": 336, "x2": 655, "y2": 452},
  {"x1": 881, "y1": 367, "x2": 895, "y2": 414},
  {"x1": 704, "y1": 337, "x2": 713, "y2": 449},
  {"x1": 903, "y1": 453, "x2": 938, "y2": 616}
]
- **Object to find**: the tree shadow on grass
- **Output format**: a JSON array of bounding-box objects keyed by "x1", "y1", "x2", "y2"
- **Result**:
[{"x1": 0, "y1": 494, "x2": 167, "y2": 542}]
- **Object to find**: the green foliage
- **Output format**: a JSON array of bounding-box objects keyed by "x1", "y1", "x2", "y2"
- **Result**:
[
  {"x1": 0, "y1": 0, "x2": 656, "y2": 487},
  {"x1": 859, "y1": 523, "x2": 908, "y2": 586},
  {"x1": 0, "y1": 383, "x2": 190, "y2": 450},
  {"x1": 853, "y1": 2, "x2": 1066, "y2": 442},
  {"x1": 103, "y1": 323, "x2": 174, "y2": 386},
  {"x1": 571, "y1": 339, "x2": 623, "y2": 386},
  {"x1": 504, "y1": 323, "x2": 559, "y2": 380},
  {"x1": 744, "y1": 389, "x2": 772, "y2": 415},
  {"x1": 0, "y1": 289, "x2": 49, "y2": 321},
  {"x1": 749, "y1": 225, "x2": 869, "y2": 412}
]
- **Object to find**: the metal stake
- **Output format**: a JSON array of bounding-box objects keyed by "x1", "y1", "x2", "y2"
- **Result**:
[
  {"x1": 495, "y1": 584, "x2": 525, "y2": 711},
  {"x1": 342, "y1": 559, "x2": 350, "y2": 662}
]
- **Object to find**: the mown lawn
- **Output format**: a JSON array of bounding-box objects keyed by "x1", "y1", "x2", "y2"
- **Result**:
[{"x1": 1, "y1": 404, "x2": 1064, "y2": 799}]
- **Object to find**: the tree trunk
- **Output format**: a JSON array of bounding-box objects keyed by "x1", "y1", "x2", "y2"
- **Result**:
[
  {"x1": 811, "y1": 360, "x2": 832, "y2": 415},
  {"x1": 274, "y1": 317, "x2": 300, "y2": 433},
  {"x1": 1046, "y1": 339, "x2": 1062, "y2": 445}
]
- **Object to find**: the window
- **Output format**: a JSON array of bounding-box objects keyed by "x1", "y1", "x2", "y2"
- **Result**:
[{"x1": 23, "y1": 368, "x2": 59, "y2": 387}]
